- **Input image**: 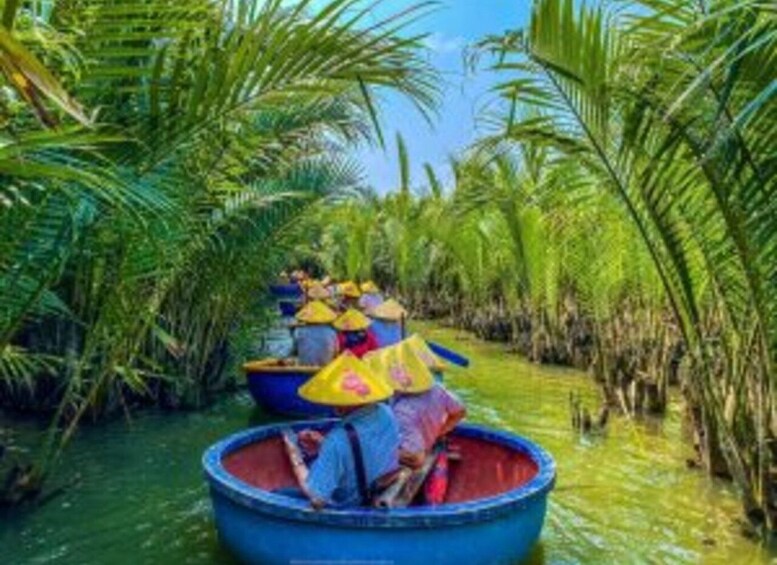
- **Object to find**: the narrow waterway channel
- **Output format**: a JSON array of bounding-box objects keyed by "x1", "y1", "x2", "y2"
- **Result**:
[{"x1": 1, "y1": 322, "x2": 773, "y2": 564}]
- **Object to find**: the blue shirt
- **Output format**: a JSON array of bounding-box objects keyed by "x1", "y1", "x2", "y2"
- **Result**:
[
  {"x1": 306, "y1": 404, "x2": 399, "y2": 507},
  {"x1": 370, "y1": 319, "x2": 403, "y2": 348},
  {"x1": 294, "y1": 324, "x2": 338, "y2": 366}
]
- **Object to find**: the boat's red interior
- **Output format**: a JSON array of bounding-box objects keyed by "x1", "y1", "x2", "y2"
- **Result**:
[{"x1": 222, "y1": 435, "x2": 538, "y2": 505}]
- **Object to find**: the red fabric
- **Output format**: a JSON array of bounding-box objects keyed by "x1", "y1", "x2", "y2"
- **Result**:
[
  {"x1": 424, "y1": 450, "x2": 449, "y2": 505},
  {"x1": 337, "y1": 330, "x2": 379, "y2": 358}
]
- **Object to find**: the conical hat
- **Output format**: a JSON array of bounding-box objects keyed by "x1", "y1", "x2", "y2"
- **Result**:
[
  {"x1": 364, "y1": 340, "x2": 434, "y2": 394},
  {"x1": 360, "y1": 280, "x2": 380, "y2": 294},
  {"x1": 369, "y1": 298, "x2": 407, "y2": 321},
  {"x1": 295, "y1": 301, "x2": 337, "y2": 324},
  {"x1": 298, "y1": 351, "x2": 393, "y2": 406},
  {"x1": 406, "y1": 334, "x2": 446, "y2": 371},
  {"x1": 339, "y1": 280, "x2": 361, "y2": 298},
  {"x1": 306, "y1": 282, "x2": 330, "y2": 300},
  {"x1": 333, "y1": 308, "x2": 372, "y2": 331}
]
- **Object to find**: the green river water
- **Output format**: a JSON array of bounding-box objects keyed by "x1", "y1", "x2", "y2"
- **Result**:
[{"x1": 1, "y1": 321, "x2": 775, "y2": 564}]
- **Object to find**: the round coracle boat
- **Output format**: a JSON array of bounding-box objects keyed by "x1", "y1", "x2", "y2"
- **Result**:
[
  {"x1": 243, "y1": 359, "x2": 331, "y2": 418},
  {"x1": 269, "y1": 283, "x2": 302, "y2": 298},
  {"x1": 203, "y1": 420, "x2": 555, "y2": 565},
  {"x1": 277, "y1": 300, "x2": 300, "y2": 317}
]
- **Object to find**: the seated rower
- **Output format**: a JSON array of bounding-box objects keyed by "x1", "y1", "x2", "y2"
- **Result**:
[
  {"x1": 368, "y1": 339, "x2": 466, "y2": 469},
  {"x1": 282, "y1": 352, "x2": 400, "y2": 509},
  {"x1": 358, "y1": 280, "x2": 384, "y2": 311},
  {"x1": 367, "y1": 298, "x2": 407, "y2": 348},
  {"x1": 334, "y1": 309, "x2": 378, "y2": 358},
  {"x1": 338, "y1": 280, "x2": 362, "y2": 310},
  {"x1": 292, "y1": 301, "x2": 338, "y2": 366}
]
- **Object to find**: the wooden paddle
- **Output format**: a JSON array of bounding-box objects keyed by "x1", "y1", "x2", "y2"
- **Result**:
[
  {"x1": 281, "y1": 429, "x2": 308, "y2": 487},
  {"x1": 374, "y1": 443, "x2": 445, "y2": 509},
  {"x1": 428, "y1": 341, "x2": 470, "y2": 368}
]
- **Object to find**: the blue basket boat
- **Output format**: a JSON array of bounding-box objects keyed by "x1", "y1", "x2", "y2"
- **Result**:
[
  {"x1": 277, "y1": 300, "x2": 299, "y2": 317},
  {"x1": 269, "y1": 283, "x2": 302, "y2": 298},
  {"x1": 243, "y1": 360, "x2": 331, "y2": 418},
  {"x1": 203, "y1": 421, "x2": 555, "y2": 565}
]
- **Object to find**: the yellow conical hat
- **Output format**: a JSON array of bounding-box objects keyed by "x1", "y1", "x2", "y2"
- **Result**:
[
  {"x1": 298, "y1": 351, "x2": 393, "y2": 406},
  {"x1": 339, "y1": 280, "x2": 361, "y2": 298},
  {"x1": 364, "y1": 339, "x2": 434, "y2": 394},
  {"x1": 333, "y1": 308, "x2": 372, "y2": 331},
  {"x1": 360, "y1": 280, "x2": 380, "y2": 294},
  {"x1": 369, "y1": 298, "x2": 407, "y2": 321},
  {"x1": 295, "y1": 300, "x2": 337, "y2": 324},
  {"x1": 306, "y1": 282, "x2": 330, "y2": 300},
  {"x1": 406, "y1": 334, "x2": 446, "y2": 371}
]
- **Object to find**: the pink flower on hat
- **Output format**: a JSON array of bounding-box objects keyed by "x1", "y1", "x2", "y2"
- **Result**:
[
  {"x1": 389, "y1": 363, "x2": 412, "y2": 389},
  {"x1": 341, "y1": 370, "x2": 371, "y2": 397}
]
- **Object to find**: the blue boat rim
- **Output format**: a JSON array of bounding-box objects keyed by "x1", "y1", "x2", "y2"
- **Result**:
[{"x1": 203, "y1": 421, "x2": 556, "y2": 528}]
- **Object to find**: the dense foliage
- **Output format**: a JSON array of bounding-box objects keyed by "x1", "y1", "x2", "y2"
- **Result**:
[
  {"x1": 0, "y1": 0, "x2": 435, "y2": 494},
  {"x1": 305, "y1": 0, "x2": 777, "y2": 532}
]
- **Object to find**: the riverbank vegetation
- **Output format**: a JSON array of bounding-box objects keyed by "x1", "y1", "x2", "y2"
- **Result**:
[
  {"x1": 300, "y1": 0, "x2": 777, "y2": 534},
  {"x1": 0, "y1": 0, "x2": 435, "y2": 503}
]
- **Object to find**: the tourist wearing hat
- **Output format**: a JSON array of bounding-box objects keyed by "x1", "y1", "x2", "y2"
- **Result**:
[
  {"x1": 293, "y1": 301, "x2": 338, "y2": 366},
  {"x1": 358, "y1": 280, "x2": 384, "y2": 311},
  {"x1": 367, "y1": 339, "x2": 466, "y2": 469},
  {"x1": 334, "y1": 308, "x2": 379, "y2": 358},
  {"x1": 405, "y1": 333, "x2": 448, "y2": 382},
  {"x1": 305, "y1": 281, "x2": 331, "y2": 302},
  {"x1": 338, "y1": 280, "x2": 361, "y2": 310},
  {"x1": 367, "y1": 298, "x2": 407, "y2": 348},
  {"x1": 280, "y1": 352, "x2": 400, "y2": 509}
]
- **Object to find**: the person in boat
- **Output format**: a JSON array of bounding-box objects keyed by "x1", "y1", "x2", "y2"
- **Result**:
[
  {"x1": 369, "y1": 339, "x2": 466, "y2": 469},
  {"x1": 305, "y1": 281, "x2": 331, "y2": 303},
  {"x1": 282, "y1": 352, "x2": 400, "y2": 509},
  {"x1": 334, "y1": 309, "x2": 379, "y2": 358},
  {"x1": 338, "y1": 280, "x2": 361, "y2": 310},
  {"x1": 367, "y1": 298, "x2": 407, "y2": 348},
  {"x1": 299, "y1": 277, "x2": 314, "y2": 293},
  {"x1": 405, "y1": 333, "x2": 448, "y2": 381},
  {"x1": 358, "y1": 280, "x2": 384, "y2": 311},
  {"x1": 292, "y1": 301, "x2": 338, "y2": 366}
]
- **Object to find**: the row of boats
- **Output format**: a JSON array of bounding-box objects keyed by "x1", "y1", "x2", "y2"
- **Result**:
[{"x1": 202, "y1": 279, "x2": 556, "y2": 564}]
